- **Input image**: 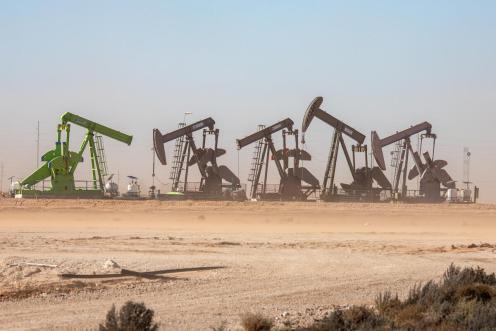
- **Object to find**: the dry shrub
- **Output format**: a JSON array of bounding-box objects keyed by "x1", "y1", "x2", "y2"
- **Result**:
[
  {"x1": 99, "y1": 301, "x2": 159, "y2": 331},
  {"x1": 302, "y1": 306, "x2": 387, "y2": 331},
  {"x1": 241, "y1": 312, "x2": 273, "y2": 331},
  {"x1": 457, "y1": 284, "x2": 496, "y2": 303},
  {"x1": 300, "y1": 264, "x2": 496, "y2": 331},
  {"x1": 443, "y1": 263, "x2": 496, "y2": 287},
  {"x1": 375, "y1": 290, "x2": 400, "y2": 314}
]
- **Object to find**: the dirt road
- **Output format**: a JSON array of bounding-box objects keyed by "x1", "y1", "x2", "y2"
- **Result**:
[{"x1": 0, "y1": 199, "x2": 495, "y2": 330}]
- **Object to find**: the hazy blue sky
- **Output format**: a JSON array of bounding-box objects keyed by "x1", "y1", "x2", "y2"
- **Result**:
[{"x1": 1, "y1": 1, "x2": 495, "y2": 200}]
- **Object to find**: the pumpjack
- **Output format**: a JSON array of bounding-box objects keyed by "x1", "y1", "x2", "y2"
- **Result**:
[
  {"x1": 372, "y1": 122, "x2": 455, "y2": 202},
  {"x1": 153, "y1": 117, "x2": 241, "y2": 199},
  {"x1": 16, "y1": 113, "x2": 133, "y2": 198},
  {"x1": 302, "y1": 97, "x2": 391, "y2": 201},
  {"x1": 236, "y1": 118, "x2": 319, "y2": 201}
]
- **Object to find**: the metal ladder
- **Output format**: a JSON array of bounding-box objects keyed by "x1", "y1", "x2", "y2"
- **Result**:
[
  {"x1": 390, "y1": 140, "x2": 403, "y2": 188},
  {"x1": 94, "y1": 134, "x2": 108, "y2": 178},
  {"x1": 247, "y1": 125, "x2": 266, "y2": 183},
  {"x1": 169, "y1": 123, "x2": 186, "y2": 191},
  {"x1": 322, "y1": 130, "x2": 340, "y2": 196}
]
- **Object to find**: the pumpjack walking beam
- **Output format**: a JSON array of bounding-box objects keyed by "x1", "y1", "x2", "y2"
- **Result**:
[{"x1": 237, "y1": 118, "x2": 295, "y2": 149}]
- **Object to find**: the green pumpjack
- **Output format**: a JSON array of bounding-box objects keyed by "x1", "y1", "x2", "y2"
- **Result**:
[{"x1": 16, "y1": 112, "x2": 132, "y2": 199}]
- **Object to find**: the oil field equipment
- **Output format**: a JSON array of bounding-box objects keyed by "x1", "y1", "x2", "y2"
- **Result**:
[
  {"x1": 16, "y1": 112, "x2": 133, "y2": 198},
  {"x1": 237, "y1": 118, "x2": 319, "y2": 201},
  {"x1": 122, "y1": 175, "x2": 141, "y2": 198},
  {"x1": 453, "y1": 147, "x2": 479, "y2": 203},
  {"x1": 104, "y1": 174, "x2": 119, "y2": 197},
  {"x1": 153, "y1": 117, "x2": 241, "y2": 199},
  {"x1": 372, "y1": 122, "x2": 455, "y2": 202},
  {"x1": 302, "y1": 97, "x2": 391, "y2": 201}
]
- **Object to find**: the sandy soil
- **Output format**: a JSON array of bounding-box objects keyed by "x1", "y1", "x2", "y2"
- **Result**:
[{"x1": 0, "y1": 198, "x2": 496, "y2": 330}]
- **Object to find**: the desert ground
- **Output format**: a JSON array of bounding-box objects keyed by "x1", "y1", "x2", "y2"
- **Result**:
[{"x1": 0, "y1": 198, "x2": 495, "y2": 330}]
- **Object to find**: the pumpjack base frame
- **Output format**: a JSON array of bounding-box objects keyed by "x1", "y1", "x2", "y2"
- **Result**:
[
  {"x1": 156, "y1": 192, "x2": 243, "y2": 201},
  {"x1": 15, "y1": 189, "x2": 104, "y2": 199},
  {"x1": 391, "y1": 194, "x2": 447, "y2": 204},
  {"x1": 320, "y1": 189, "x2": 387, "y2": 203},
  {"x1": 254, "y1": 194, "x2": 317, "y2": 201},
  {"x1": 402, "y1": 197, "x2": 446, "y2": 204},
  {"x1": 255, "y1": 193, "x2": 284, "y2": 201},
  {"x1": 253, "y1": 195, "x2": 317, "y2": 202},
  {"x1": 321, "y1": 194, "x2": 383, "y2": 203}
]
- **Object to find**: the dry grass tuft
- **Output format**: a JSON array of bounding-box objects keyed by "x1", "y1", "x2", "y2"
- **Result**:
[{"x1": 241, "y1": 312, "x2": 274, "y2": 331}]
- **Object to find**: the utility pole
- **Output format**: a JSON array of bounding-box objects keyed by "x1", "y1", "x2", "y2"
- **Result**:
[
  {"x1": 8, "y1": 176, "x2": 14, "y2": 195},
  {"x1": 151, "y1": 147, "x2": 156, "y2": 186},
  {"x1": 36, "y1": 121, "x2": 40, "y2": 168},
  {"x1": 463, "y1": 147, "x2": 471, "y2": 190}
]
